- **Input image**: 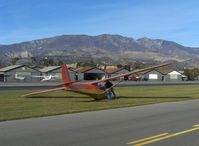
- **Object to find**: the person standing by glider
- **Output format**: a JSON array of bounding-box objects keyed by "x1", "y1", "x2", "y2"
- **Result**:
[{"x1": 105, "y1": 80, "x2": 116, "y2": 100}]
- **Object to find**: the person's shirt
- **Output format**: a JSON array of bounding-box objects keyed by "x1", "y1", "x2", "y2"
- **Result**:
[
  {"x1": 97, "y1": 82, "x2": 104, "y2": 90},
  {"x1": 105, "y1": 81, "x2": 113, "y2": 88}
]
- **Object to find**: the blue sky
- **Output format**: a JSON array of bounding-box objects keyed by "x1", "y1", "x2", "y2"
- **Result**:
[{"x1": 0, "y1": 0, "x2": 199, "y2": 46}]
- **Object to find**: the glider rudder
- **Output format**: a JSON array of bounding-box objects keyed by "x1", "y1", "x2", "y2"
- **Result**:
[{"x1": 61, "y1": 64, "x2": 71, "y2": 84}]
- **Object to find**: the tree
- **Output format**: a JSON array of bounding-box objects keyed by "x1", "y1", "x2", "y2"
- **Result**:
[
  {"x1": 90, "y1": 58, "x2": 95, "y2": 66},
  {"x1": 42, "y1": 57, "x2": 55, "y2": 66},
  {"x1": 184, "y1": 68, "x2": 199, "y2": 80},
  {"x1": 57, "y1": 60, "x2": 64, "y2": 65},
  {"x1": 132, "y1": 61, "x2": 145, "y2": 69},
  {"x1": 31, "y1": 57, "x2": 37, "y2": 64},
  {"x1": 116, "y1": 64, "x2": 123, "y2": 68},
  {"x1": 43, "y1": 57, "x2": 49, "y2": 66},
  {"x1": 124, "y1": 64, "x2": 131, "y2": 71},
  {"x1": 11, "y1": 57, "x2": 20, "y2": 65},
  {"x1": 0, "y1": 58, "x2": 5, "y2": 67},
  {"x1": 48, "y1": 59, "x2": 54, "y2": 66}
]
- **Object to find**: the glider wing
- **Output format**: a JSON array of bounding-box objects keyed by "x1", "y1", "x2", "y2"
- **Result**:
[
  {"x1": 22, "y1": 87, "x2": 66, "y2": 97},
  {"x1": 91, "y1": 62, "x2": 173, "y2": 84}
]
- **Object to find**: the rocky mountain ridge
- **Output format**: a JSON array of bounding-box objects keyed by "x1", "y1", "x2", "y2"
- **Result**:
[{"x1": 0, "y1": 34, "x2": 198, "y2": 66}]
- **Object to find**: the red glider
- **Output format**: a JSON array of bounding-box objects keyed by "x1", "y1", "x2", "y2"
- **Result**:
[{"x1": 23, "y1": 62, "x2": 172, "y2": 100}]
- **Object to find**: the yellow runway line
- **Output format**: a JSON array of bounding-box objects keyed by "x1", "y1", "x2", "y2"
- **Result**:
[
  {"x1": 127, "y1": 133, "x2": 169, "y2": 145},
  {"x1": 134, "y1": 126, "x2": 199, "y2": 146}
]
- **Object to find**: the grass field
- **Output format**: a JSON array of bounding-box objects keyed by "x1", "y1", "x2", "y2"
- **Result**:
[{"x1": 1, "y1": 85, "x2": 199, "y2": 121}]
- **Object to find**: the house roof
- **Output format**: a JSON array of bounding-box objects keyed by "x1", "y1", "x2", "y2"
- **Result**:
[
  {"x1": 74, "y1": 66, "x2": 95, "y2": 73},
  {"x1": 39, "y1": 66, "x2": 61, "y2": 73},
  {"x1": 68, "y1": 67, "x2": 76, "y2": 72},
  {"x1": 168, "y1": 71, "x2": 182, "y2": 75},
  {"x1": 0, "y1": 65, "x2": 25, "y2": 72},
  {"x1": 0, "y1": 65, "x2": 5, "y2": 69},
  {"x1": 104, "y1": 68, "x2": 128, "y2": 74},
  {"x1": 139, "y1": 67, "x2": 184, "y2": 76},
  {"x1": 156, "y1": 68, "x2": 172, "y2": 75},
  {"x1": 138, "y1": 66, "x2": 173, "y2": 75}
]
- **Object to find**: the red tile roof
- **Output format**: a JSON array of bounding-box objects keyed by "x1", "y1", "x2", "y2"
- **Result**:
[
  {"x1": 74, "y1": 66, "x2": 95, "y2": 73},
  {"x1": 104, "y1": 68, "x2": 127, "y2": 74}
]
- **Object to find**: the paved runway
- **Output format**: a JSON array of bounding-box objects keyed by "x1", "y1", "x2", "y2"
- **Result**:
[
  {"x1": 0, "y1": 99, "x2": 199, "y2": 146},
  {"x1": 1, "y1": 81, "x2": 199, "y2": 90}
]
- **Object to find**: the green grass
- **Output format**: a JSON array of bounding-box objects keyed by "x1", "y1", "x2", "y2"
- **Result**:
[{"x1": 1, "y1": 85, "x2": 199, "y2": 121}]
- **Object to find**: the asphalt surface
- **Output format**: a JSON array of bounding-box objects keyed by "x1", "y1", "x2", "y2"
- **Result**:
[
  {"x1": 0, "y1": 99, "x2": 199, "y2": 146},
  {"x1": 2, "y1": 81, "x2": 199, "y2": 90}
]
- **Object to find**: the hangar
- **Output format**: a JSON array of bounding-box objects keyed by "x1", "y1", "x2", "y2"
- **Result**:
[
  {"x1": 104, "y1": 68, "x2": 129, "y2": 80},
  {"x1": 141, "y1": 69, "x2": 164, "y2": 81},
  {"x1": 141, "y1": 69, "x2": 185, "y2": 81},
  {"x1": 39, "y1": 66, "x2": 76, "y2": 81},
  {"x1": 75, "y1": 66, "x2": 106, "y2": 80},
  {"x1": 0, "y1": 65, "x2": 41, "y2": 82}
]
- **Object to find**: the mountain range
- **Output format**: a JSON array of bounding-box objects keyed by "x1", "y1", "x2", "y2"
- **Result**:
[{"x1": 0, "y1": 34, "x2": 198, "y2": 66}]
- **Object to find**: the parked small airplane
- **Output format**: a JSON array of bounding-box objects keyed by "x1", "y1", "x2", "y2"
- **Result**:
[
  {"x1": 15, "y1": 74, "x2": 25, "y2": 81},
  {"x1": 23, "y1": 62, "x2": 173, "y2": 100},
  {"x1": 32, "y1": 75, "x2": 59, "y2": 81}
]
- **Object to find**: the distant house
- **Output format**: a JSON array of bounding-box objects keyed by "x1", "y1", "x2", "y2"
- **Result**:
[
  {"x1": 141, "y1": 69, "x2": 164, "y2": 81},
  {"x1": 75, "y1": 66, "x2": 105, "y2": 80},
  {"x1": 141, "y1": 68, "x2": 185, "y2": 81},
  {"x1": 0, "y1": 65, "x2": 40, "y2": 82},
  {"x1": 104, "y1": 68, "x2": 129, "y2": 80},
  {"x1": 165, "y1": 71, "x2": 184, "y2": 81},
  {"x1": 39, "y1": 66, "x2": 76, "y2": 81}
]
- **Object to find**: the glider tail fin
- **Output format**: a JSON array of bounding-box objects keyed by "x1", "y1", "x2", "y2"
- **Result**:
[{"x1": 62, "y1": 64, "x2": 71, "y2": 84}]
